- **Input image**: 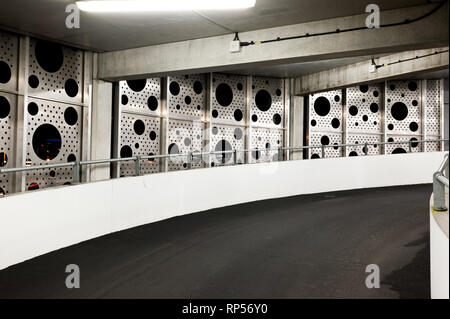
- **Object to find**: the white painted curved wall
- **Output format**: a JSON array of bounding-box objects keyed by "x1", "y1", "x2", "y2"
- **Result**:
[
  {"x1": 0, "y1": 152, "x2": 446, "y2": 270},
  {"x1": 430, "y1": 196, "x2": 449, "y2": 299}
]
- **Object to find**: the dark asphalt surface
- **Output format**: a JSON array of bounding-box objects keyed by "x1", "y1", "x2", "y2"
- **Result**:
[{"x1": 0, "y1": 184, "x2": 431, "y2": 299}]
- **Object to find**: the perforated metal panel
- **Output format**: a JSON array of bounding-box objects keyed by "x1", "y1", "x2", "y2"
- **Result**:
[
  {"x1": 346, "y1": 84, "x2": 382, "y2": 134},
  {"x1": 250, "y1": 127, "x2": 283, "y2": 163},
  {"x1": 0, "y1": 31, "x2": 19, "y2": 92},
  {"x1": 423, "y1": 139, "x2": 441, "y2": 152},
  {"x1": 25, "y1": 97, "x2": 82, "y2": 190},
  {"x1": 250, "y1": 77, "x2": 284, "y2": 127},
  {"x1": 346, "y1": 134, "x2": 381, "y2": 156},
  {"x1": 210, "y1": 124, "x2": 245, "y2": 166},
  {"x1": 168, "y1": 74, "x2": 206, "y2": 120},
  {"x1": 424, "y1": 79, "x2": 442, "y2": 152},
  {"x1": 309, "y1": 89, "x2": 343, "y2": 158},
  {"x1": 28, "y1": 39, "x2": 83, "y2": 104},
  {"x1": 119, "y1": 78, "x2": 161, "y2": 115},
  {"x1": 211, "y1": 73, "x2": 246, "y2": 125},
  {"x1": 309, "y1": 90, "x2": 343, "y2": 132},
  {"x1": 385, "y1": 135, "x2": 422, "y2": 154},
  {"x1": 167, "y1": 119, "x2": 205, "y2": 171},
  {"x1": 0, "y1": 92, "x2": 16, "y2": 196},
  {"x1": 309, "y1": 132, "x2": 342, "y2": 159},
  {"x1": 119, "y1": 113, "x2": 160, "y2": 176},
  {"x1": 385, "y1": 80, "x2": 422, "y2": 135}
]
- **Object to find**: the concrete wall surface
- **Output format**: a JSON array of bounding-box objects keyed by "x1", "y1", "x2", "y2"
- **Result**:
[{"x1": 0, "y1": 152, "x2": 447, "y2": 270}]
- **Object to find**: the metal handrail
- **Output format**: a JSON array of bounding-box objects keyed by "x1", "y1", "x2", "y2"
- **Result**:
[
  {"x1": 0, "y1": 139, "x2": 448, "y2": 188},
  {"x1": 433, "y1": 153, "x2": 449, "y2": 211}
]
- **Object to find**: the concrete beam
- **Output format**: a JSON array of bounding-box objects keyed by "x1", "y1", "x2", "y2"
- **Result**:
[
  {"x1": 294, "y1": 47, "x2": 449, "y2": 95},
  {"x1": 98, "y1": 3, "x2": 449, "y2": 81}
]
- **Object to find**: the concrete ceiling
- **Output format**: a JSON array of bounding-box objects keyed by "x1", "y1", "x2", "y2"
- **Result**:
[{"x1": 0, "y1": 0, "x2": 430, "y2": 52}]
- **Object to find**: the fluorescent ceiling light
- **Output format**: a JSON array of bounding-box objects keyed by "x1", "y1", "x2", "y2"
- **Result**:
[{"x1": 76, "y1": 0, "x2": 256, "y2": 12}]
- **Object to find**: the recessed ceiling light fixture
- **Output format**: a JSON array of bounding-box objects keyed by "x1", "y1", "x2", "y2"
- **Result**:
[{"x1": 75, "y1": 0, "x2": 256, "y2": 12}]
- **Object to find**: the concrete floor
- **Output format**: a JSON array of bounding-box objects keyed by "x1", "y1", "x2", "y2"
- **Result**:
[{"x1": 0, "y1": 184, "x2": 432, "y2": 299}]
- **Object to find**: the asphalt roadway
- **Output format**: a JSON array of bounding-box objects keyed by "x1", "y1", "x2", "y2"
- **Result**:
[{"x1": 0, "y1": 184, "x2": 432, "y2": 299}]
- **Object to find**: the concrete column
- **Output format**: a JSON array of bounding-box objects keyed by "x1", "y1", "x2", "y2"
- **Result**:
[
  {"x1": 89, "y1": 78, "x2": 113, "y2": 181},
  {"x1": 81, "y1": 51, "x2": 93, "y2": 182},
  {"x1": 289, "y1": 94, "x2": 304, "y2": 160}
]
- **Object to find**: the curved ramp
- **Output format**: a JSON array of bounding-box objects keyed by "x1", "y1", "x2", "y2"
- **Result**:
[{"x1": 0, "y1": 184, "x2": 431, "y2": 298}]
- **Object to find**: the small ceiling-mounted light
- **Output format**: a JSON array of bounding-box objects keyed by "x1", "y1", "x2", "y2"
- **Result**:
[{"x1": 76, "y1": 0, "x2": 256, "y2": 12}]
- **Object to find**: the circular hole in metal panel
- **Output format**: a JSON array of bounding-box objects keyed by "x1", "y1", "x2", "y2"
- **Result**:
[
  {"x1": 0, "y1": 60, "x2": 11, "y2": 84},
  {"x1": 391, "y1": 102, "x2": 408, "y2": 121},
  {"x1": 28, "y1": 75, "x2": 39, "y2": 88},
  {"x1": 64, "y1": 107, "x2": 78, "y2": 126},
  {"x1": 35, "y1": 40, "x2": 64, "y2": 73},
  {"x1": 65, "y1": 78, "x2": 79, "y2": 97},
  {"x1": 32, "y1": 124, "x2": 62, "y2": 161},
  {"x1": 215, "y1": 139, "x2": 232, "y2": 163},
  {"x1": 133, "y1": 119, "x2": 145, "y2": 135},
  {"x1": 215, "y1": 83, "x2": 233, "y2": 107},
  {"x1": 0, "y1": 96, "x2": 10, "y2": 118},
  {"x1": 127, "y1": 79, "x2": 147, "y2": 92},
  {"x1": 255, "y1": 89, "x2": 272, "y2": 112},
  {"x1": 120, "y1": 145, "x2": 132, "y2": 158}
]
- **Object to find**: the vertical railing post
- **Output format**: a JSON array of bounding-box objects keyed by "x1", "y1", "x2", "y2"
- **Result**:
[
  {"x1": 433, "y1": 171, "x2": 447, "y2": 211},
  {"x1": 233, "y1": 150, "x2": 238, "y2": 165},
  {"x1": 321, "y1": 145, "x2": 325, "y2": 158},
  {"x1": 72, "y1": 161, "x2": 80, "y2": 184},
  {"x1": 364, "y1": 142, "x2": 368, "y2": 156},
  {"x1": 134, "y1": 156, "x2": 141, "y2": 176},
  {"x1": 408, "y1": 140, "x2": 412, "y2": 153},
  {"x1": 187, "y1": 152, "x2": 192, "y2": 169},
  {"x1": 278, "y1": 147, "x2": 283, "y2": 162}
]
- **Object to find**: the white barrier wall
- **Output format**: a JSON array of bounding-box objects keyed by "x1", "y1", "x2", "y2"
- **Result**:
[
  {"x1": 430, "y1": 196, "x2": 449, "y2": 299},
  {"x1": 0, "y1": 152, "x2": 446, "y2": 270}
]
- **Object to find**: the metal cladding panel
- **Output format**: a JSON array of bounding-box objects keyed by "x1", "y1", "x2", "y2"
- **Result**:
[
  {"x1": 346, "y1": 84, "x2": 383, "y2": 134},
  {"x1": 309, "y1": 89, "x2": 343, "y2": 132},
  {"x1": 249, "y1": 127, "x2": 283, "y2": 164},
  {"x1": 385, "y1": 80, "x2": 422, "y2": 135},
  {"x1": 346, "y1": 134, "x2": 382, "y2": 156},
  {"x1": 167, "y1": 119, "x2": 205, "y2": 171},
  {"x1": 309, "y1": 132, "x2": 343, "y2": 159},
  {"x1": 119, "y1": 78, "x2": 161, "y2": 116},
  {"x1": 308, "y1": 89, "x2": 343, "y2": 158},
  {"x1": 0, "y1": 92, "x2": 16, "y2": 196},
  {"x1": 385, "y1": 135, "x2": 423, "y2": 154},
  {"x1": 25, "y1": 97, "x2": 82, "y2": 190},
  {"x1": 28, "y1": 39, "x2": 84, "y2": 104},
  {"x1": 210, "y1": 73, "x2": 246, "y2": 126},
  {"x1": 424, "y1": 79, "x2": 442, "y2": 152},
  {"x1": 210, "y1": 124, "x2": 245, "y2": 166},
  {"x1": 250, "y1": 76, "x2": 284, "y2": 128},
  {"x1": 119, "y1": 113, "x2": 160, "y2": 176},
  {"x1": 167, "y1": 74, "x2": 206, "y2": 120},
  {"x1": 0, "y1": 31, "x2": 19, "y2": 92}
]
